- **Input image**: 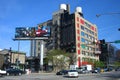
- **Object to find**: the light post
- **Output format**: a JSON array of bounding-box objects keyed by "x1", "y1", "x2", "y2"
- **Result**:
[
  {"x1": 96, "y1": 12, "x2": 120, "y2": 17},
  {"x1": 96, "y1": 12, "x2": 120, "y2": 31},
  {"x1": 96, "y1": 12, "x2": 120, "y2": 68}
]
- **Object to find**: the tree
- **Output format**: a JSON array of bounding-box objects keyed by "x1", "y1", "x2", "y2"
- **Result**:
[
  {"x1": 114, "y1": 61, "x2": 120, "y2": 68},
  {"x1": 46, "y1": 49, "x2": 69, "y2": 72},
  {"x1": 68, "y1": 53, "x2": 77, "y2": 65},
  {"x1": 94, "y1": 61, "x2": 105, "y2": 68}
]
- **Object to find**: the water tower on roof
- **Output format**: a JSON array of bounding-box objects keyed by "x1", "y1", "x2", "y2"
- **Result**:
[
  {"x1": 76, "y1": 6, "x2": 83, "y2": 17},
  {"x1": 60, "y1": 4, "x2": 70, "y2": 13}
]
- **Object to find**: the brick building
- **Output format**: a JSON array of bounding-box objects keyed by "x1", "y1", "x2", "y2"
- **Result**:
[{"x1": 32, "y1": 4, "x2": 100, "y2": 68}]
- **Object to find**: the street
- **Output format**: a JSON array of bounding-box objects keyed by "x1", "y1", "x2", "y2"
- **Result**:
[{"x1": 0, "y1": 71, "x2": 120, "y2": 80}]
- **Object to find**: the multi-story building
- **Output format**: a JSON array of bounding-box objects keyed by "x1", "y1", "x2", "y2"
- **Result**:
[
  {"x1": 32, "y1": 4, "x2": 100, "y2": 68},
  {"x1": 0, "y1": 49, "x2": 26, "y2": 70},
  {"x1": 99, "y1": 43, "x2": 116, "y2": 67},
  {"x1": 0, "y1": 53, "x2": 4, "y2": 69},
  {"x1": 58, "y1": 4, "x2": 99, "y2": 67}
]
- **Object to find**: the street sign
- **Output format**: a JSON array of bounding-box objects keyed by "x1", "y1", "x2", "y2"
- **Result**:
[{"x1": 114, "y1": 40, "x2": 120, "y2": 43}]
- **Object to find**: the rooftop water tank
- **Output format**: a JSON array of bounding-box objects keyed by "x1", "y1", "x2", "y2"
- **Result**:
[
  {"x1": 76, "y1": 7, "x2": 82, "y2": 14},
  {"x1": 60, "y1": 4, "x2": 67, "y2": 10}
]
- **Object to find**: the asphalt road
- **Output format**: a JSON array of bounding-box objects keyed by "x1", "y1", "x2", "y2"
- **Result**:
[{"x1": 0, "y1": 71, "x2": 120, "y2": 80}]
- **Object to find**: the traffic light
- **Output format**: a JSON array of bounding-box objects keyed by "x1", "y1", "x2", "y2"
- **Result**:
[
  {"x1": 99, "y1": 39, "x2": 107, "y2": 52},
  {"x1": 100, "y1": 39, "x2": 105, "y2": 44}
]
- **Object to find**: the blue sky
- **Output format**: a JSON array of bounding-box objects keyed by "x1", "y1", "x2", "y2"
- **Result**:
[{"x1": 0, "y1": 0, "x2": 120, "y2": 56}]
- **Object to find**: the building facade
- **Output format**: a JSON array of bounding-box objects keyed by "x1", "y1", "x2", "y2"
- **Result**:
[
  {"x1": 74, "y1": 12, "x2": 99, "y2": 67},
  {"x1": 99, "y1": 43, "x2": 116, "y2": 67},
  {"x1": 0, "y1": 49, "x2": 26, "y2": 70},
  {"x1": 31, "y1": 4, "x2": 100, "y2": 68}
]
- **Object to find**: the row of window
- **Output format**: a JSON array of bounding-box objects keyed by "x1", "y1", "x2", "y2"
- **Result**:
[
  {"x1": 77, "y1": 17, "x2": 97, "y2": 32},
  {"x1": 81, "y1": 31, "x2": 95, "y2": 41},
  {"x1": 81, "y1": 57, "x2": 97, "y2": 62},
  {"x1": 81, "y1": 37, "x2": 94, "y2": 45},
  {"x1": 81, "y1": 26, "x2": 97, "y2": 36},
  {"x1": 82, "y1": 51, "x2": 97, "y2": 57}
]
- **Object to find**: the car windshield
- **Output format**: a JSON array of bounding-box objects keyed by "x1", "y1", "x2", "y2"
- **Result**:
[{"x1": 69, "y1": 70, "x2": 77, "y2": 72}]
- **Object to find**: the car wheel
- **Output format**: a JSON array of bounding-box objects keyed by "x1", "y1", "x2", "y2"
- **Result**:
[
  {"x1": 76, "y1": 76, "x2": 78, "y2": 78},
  {"x1": 7, "y1": 73, "x2": 10, "y2": 76}
]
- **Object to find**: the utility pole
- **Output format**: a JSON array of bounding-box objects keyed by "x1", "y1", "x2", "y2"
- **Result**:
[{"x1": 9, "y1": 47, "x2": 12, "y2": 68}]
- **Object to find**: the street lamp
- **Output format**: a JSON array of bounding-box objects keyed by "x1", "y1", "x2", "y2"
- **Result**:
[
  {"x1": 96, "y1": 12, "x2": 120, "y2": 68},
  {"x1": 96, "y1": 12, "x2": 120, "y2": 31},
  {"x1": 96, "y1": 12, "x2": 120, "y2": 17}
]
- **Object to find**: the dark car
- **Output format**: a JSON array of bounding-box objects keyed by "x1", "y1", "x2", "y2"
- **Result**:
[
  {"x1": 56, "y1": 70, "x2": 68, "y2": 75},
  {"x1": 91, "y1": 69, "x2": 99, "y2": 73},
  {"x1": 115, "y1": 67, "x2": 120, "y2": 71},
  {"x1": 6, "y1": 68, "x2": 24, "y2": 76}
]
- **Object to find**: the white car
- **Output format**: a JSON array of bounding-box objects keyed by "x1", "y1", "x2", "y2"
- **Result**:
[
  {"x1": 68, "y1": 70, "x2": 78, "y2": 78},
  {"x1": 0, "y1": 69, "x2": 6, "y2": 75}
]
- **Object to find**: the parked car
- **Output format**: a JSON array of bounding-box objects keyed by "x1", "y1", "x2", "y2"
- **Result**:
[
  {"x1": 56, "y1": 70, "x2": 68, "y2": 75},
  {"x1": 6, "y1": 68, "x2": 24, "y2": 76},
  {"x1": 67, "y1": 70, "x2": 78, "y2": 78},
  {"x1": 115, "y1": 67, "x2": 120, "y2": 71},
  {"x1": 104, "y1": 67, "x2": 113, "y2": 72},
  {"x1": 77, "y1": 68, "x2": 89, "y2": 74},
  {"x1": 91, "y1": 69, "x2": 99, "y2": 73},
  {"x1": 0, "y1": 69, "x2": 6, "y2": 76}
]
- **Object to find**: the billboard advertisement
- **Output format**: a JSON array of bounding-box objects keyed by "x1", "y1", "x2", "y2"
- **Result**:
[{"x1": 15, "y1": 26, "x2": 50, "y2": 40}]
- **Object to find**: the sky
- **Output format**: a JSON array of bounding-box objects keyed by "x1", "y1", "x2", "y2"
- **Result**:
[{"x1": 0, "y1": 0, "x2": 120, "y2": 56}]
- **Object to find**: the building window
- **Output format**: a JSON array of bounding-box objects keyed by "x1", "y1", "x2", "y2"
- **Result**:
[
  {"x1": 85, "y1": 40, "x2": 88, "y2": 44},
  {"x1": 82, "y1": 51, "x2": 85, "y2": 55},
  {"x1": 81, "y1": 44, "x2": 86, "y2": 49},
  {"x1": 85, "y1": 33, "x2": 88, "y2": 38},
  {"x1": 86, "y1": 52, "x2": 88, "y2": 56},
  {"x1": 38, "y1": 47, "x2": 40, "y2": 51},
  {"x1": 85, "y1": 22, "x2": 91, "y2": 28},
  {"x1": 81, "y1": 38, "x2": 85, "y2": 42},
  {"x1": 81, "y1": 31, "x2": 84, "y2": 36},
  {"x1": 38, "y1": 42, "x2": 40, "y2": 45},
  {"x1": 86, "y1": 46, "x2": 89, "y2": 50},
  {"x1": 81, "y1": 26, "x2": 84, "y2": 30}
]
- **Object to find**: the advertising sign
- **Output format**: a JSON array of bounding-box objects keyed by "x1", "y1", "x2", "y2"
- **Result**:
[{"x1": 15, "y1": 26, "x2": 50, "y2": 40}]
